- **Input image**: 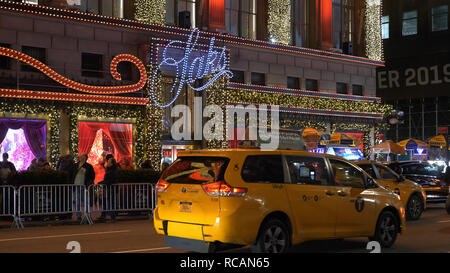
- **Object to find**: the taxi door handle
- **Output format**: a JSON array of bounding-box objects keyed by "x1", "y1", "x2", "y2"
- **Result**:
[
  {"x1": 325, "y1": 191, "x2": 335, "y2": 196},
  {"x1": 337, "y1": 191, "x2": 348, "y2": 197}
]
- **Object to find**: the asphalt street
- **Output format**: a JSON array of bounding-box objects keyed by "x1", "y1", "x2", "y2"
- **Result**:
[{"x1": 0, "y1": 203, "x2": 448, "y2": 253}]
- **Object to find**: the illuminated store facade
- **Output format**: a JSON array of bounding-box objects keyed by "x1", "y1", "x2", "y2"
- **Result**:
[{"x1": 0, "y1": 0, "x2": 389, "y2": 170}]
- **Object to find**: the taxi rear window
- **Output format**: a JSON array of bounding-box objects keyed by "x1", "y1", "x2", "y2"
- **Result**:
[{"x1": 161, "y1": 157, "x2": 229, "y2": 184}]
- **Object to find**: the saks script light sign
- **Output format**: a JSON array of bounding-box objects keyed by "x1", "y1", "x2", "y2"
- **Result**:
[{"x1": 150, "y1": 28, "x2": 233, "y2": 108}]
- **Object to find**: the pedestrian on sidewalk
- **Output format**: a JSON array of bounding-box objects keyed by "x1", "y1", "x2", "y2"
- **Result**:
[
  {"x1": 98, "y1": 155, "x2": 118, "y2": 222},
  {"x1": 73, "y1": 154, "x2": 95, "y2": 221}
]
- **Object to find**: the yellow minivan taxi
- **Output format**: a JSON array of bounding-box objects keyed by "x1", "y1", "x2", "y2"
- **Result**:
[
  {"x1": 154, "y1": 149, "x2": 406, "y2": 253},
  {"x1": 355, "y1": 161, "x2": 426, "y2": 221}
]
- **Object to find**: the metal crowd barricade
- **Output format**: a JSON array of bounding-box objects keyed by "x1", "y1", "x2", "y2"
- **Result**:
[
  {"x1": 86, "y1": 183, "x2": 155, "y2": 223},
  {"x1": 0, "y1": 185, "x2": 20, "y2": 228},
  {"x1": 17, "y1": 184, "x2": 88, "y2": 228}
]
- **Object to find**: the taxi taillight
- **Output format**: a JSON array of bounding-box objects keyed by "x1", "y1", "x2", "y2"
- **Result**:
[
  {"x1": 202, "y1": 181, "x2": 247, "y2": 197},
  {"x1": 156, "y1": 180, "x2": 170, "y2": 192}
]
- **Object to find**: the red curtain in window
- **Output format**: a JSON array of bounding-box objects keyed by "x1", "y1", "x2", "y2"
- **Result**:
[
  {"x1": 79, "y1": 122, "x2": 132, "y2": 167},
  {"x1": 78, "y1": 122, "x2": 108, "y2": 155},
  {"x1": 203, "y1": 0, "x2": 226, "y2": 31},
  {"x1": 317, "y1": 0, "x2": 333, "y2": 50},
  {"x1": 108, "y1": 123, "x2": 132, "y2": 164}
]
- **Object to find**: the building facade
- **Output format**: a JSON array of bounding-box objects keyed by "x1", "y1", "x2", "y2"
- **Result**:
[
  {"x1": 0, "y1": 0, "x2": 389, "y2": 173},
  {"x1": 377, "y1": 0, "x2": 449, "y2": 142}
]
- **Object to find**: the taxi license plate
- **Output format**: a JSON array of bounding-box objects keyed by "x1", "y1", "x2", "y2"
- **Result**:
[{"x1": 179, "y1": 202, "x2": 192, "y2": 213}]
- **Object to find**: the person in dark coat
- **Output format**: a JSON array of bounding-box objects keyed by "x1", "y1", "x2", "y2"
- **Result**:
[
  {"x1": 72, "y1": 154, "x2": 95, "y2": 220},
  {"x1": 0, "y1": 153, "x2": 16, "y2": 184},
  {"x1": 57, "y1": 153, "x2": 75, "y2": 184},
  {"x1": 141, "y1": 159, "x2": 153, "y2": 169},
  {"x1": 98, "y1": 156, "x2": 119, "y2": 221}
]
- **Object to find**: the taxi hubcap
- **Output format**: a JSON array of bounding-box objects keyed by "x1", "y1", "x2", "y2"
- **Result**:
[
  {"x1": 263, "y1": 226, "x2": 286, "y2": 253},
  {"x1": 409, "y1": 197, "x2": 421, "y2": 218},
  {"x1": 380, "y1": 216, "x2": 396, "y2": 244}
]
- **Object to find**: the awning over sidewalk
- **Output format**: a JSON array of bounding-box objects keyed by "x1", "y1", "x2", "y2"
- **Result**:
[{"x1": 371, "y1": 140, "x2": 406, "y2": 155}]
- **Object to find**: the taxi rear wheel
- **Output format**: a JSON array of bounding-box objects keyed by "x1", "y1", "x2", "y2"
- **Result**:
[
  {"x1": 370, "y1": 210, "x2": 399, "y2": 248},
  {"x1": 252, "y1": 218, "x2": 290, "y2": 253},
  {"x1": 406, "y1": 194, "x2": 424, "y2": 220}
]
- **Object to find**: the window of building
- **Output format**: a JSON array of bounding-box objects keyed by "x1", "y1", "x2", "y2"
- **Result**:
[
  {"x1": 0, "y1": 43, "x2": 10, "y2": 70},
  {"x1": 381, "y1": 15, "x2": 390, "y2": 39},
  {"x1": 230, "y1": 70, "x2": 245, "y2": 84},
  {"x1": 21, "y1": 46, "x2": 46, "y2": 72},
  {"x1": 251, "y1": 72, "x2": 265, "y2": 86},
  {"x1": 336, "y1": 82, "x2": 348, "y2": 94},
  {"x1": 225, "y1": 0, "x2": 257, "y2": 39},
  {"x1": 352, "y1": 84, "x2": 363, "y2": 96},
  {"x1": 166, "y1": 0, "x2": 196, "y2": 28},
  {"x1": 432, "y1": 5, "x2": 448, "y2": 32},
  {"x1": 332, "y1": 0, "x2": 353, "y2": 49},
  {"x1": 287, "y1": 77, "x2": 300, "y2": 89},
  {"x1": 177, "y1": 0, "x2": 196, "y2": 28},
  {"x1": 82, "y1": 53, "x2": 103, "y2": 78},
  {"x1": 27, "y1": 0, "x2": 124, "y2": 18},
  {"x1": 305, "y1": 79, "x2": 318, "y2": 91},
  {"x1": 241, "y1": 155, "x2": 284, "y2": 183},
  {"x1": 402, "y1": 10, "x2": 418, "y2": 36},
  {"x1": 291, "y1": 0, "x2": 309, "y2": 47}
]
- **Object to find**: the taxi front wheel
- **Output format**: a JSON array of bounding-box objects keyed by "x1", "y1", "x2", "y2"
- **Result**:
[
  {"x1": 370, "y1": 210, "x2": 399, "y2": 248},
  {"x1": 406, "y1": 194, "x2": 424, "y2": 220},
  {"x1": 252, "y1": 218, "x2": 290, "y2": 253}
]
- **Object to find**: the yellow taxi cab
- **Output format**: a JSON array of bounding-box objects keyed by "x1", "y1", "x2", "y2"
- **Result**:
[
  {"x1": 355, "y1": 161, "x2": 426, "y2": 221},
  {"x1": 154, "y1": 149, "x2": 406, "y2": 253}
]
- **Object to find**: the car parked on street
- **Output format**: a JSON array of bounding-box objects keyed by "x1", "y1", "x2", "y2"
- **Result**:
[
  {"x1": 386, "y1": 161, "x2": 449, "y2": 204},
  {"x1": 355, "y1": 161, "x2": 426, "y2": 220},
  {"x1": 154, "y1": 149, "x2": 406, "y2": 253}
]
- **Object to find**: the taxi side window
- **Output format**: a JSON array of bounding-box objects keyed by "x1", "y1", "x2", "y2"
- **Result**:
[
  {"x1": 375, "y1": 165, "x2": 397, "y2": 180},
  {"x1": 286, "y1": 156, "x2": 330, "y2": 186},
  {"x1": 358, "y1": 164, "x2": 377, "y2": 179},
  {"x1": 330, "y1": 159, "x2": 365, "y2": 188},
  {"x1": 241, "y1": 155, "x2": 284, "y2": 183}
]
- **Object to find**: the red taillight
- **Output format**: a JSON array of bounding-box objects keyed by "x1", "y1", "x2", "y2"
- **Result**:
[
  {"x1": 202, "y1": 181, "x2": 247, "y2": 197},
  {"x1": 156, "y1": 180, "x2": 170, "y2": 192}
]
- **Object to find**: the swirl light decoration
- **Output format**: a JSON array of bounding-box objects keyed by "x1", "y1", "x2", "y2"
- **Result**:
[{"x1": 0, "y1": 46, "x2": 147, "y2": 95}]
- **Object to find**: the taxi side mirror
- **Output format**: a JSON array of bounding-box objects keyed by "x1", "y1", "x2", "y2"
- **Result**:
[{"x1": 396, "y1": 175, "x2": 405, "y2": 183}]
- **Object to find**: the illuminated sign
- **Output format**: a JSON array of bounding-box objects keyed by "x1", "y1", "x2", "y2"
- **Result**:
[{"x1": 150, "y1": 28, "x2": 233, "y2": 108}]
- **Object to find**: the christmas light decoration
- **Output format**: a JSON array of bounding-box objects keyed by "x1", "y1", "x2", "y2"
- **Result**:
[
  {"x1": 0, "y1": 89, "x2": 148, "y2": 105},
  {"x1": 149, "y1": 28, "x2": 233, "y2": 108},
  {"x1": 0, "y1": 0, "x2": 384, "y2": 66},
  {"x1": 365, "y1": 0, "x2": 383, "y2": 61},
  {"x1": 267, "y1": 0, "x2": 291, "y2": 45},
  {"x1": 134, "y1": 0, "x2": 166, "y2": 25},
  {"x1": 227, "y1": 89, "x2": 391, "y2": 118},
  {"x1": 0, "y1": 46, "x2": 147, "y2": 95}
]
